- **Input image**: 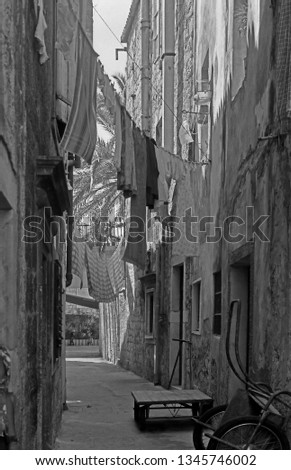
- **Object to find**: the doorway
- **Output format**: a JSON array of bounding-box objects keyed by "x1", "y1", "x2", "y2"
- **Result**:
[
  {"x1": 228, "y1": 257, "x2": 251, "y2": 398},
  {"x1": 169, "y1": 264, "x2": 184, "y2": 386}
]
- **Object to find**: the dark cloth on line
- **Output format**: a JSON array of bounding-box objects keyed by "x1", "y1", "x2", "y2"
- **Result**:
[
  {"x1": 117, "y1": 107, "x2": 137, "y2": 197},
  {"x1": 146, "y1": 137, "x2": 159, "y2": 209},
  {"x1": 122, "y1": 126, "x2": 147, "y2": 270}
]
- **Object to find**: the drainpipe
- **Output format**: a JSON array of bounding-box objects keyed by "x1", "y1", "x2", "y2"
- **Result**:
[
  {"x1": 162, "y1": 0, "x2": 175, "y2": 152},
  {"x1": 141, "y1": 0, "x2": 150, "y2": 134},
  {"x1": 155, "y1": 1, "x2": 175, "y2": 386}
]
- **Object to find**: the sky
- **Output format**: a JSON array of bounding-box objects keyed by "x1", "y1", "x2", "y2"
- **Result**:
[{"x1": 93, "y1": 0, "x2": 133, "y2": 77}]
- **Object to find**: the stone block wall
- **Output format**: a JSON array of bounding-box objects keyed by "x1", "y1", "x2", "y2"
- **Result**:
[
  {"x1": 120, "y1": 0, "x2": 291, "y2": 404},
  {"x1": 125, "y1": 5, "x2": 143, "y2": 127},
  {"x1": 0, "y1": 0, "x2": 92, "y2": 448}
]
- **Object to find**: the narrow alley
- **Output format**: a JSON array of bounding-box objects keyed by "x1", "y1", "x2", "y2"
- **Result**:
[
  {"x1": 55, "y1": 352, "x2": 193, "y2": 450},
  {"x1": 1, "y1": 0, "x2": 291, "y2": 455}
]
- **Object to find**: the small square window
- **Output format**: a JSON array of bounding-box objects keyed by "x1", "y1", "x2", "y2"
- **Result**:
[{"x1": 192, "y1": 280, "x2": 201, "y2": 334}]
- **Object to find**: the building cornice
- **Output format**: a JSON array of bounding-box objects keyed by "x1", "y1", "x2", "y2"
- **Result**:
[{"x1": 121, "y1": 0, "x2": 140, "y2": 43}]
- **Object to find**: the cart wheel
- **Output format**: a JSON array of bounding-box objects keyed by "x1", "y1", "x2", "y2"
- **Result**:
[
  {"x1": 193, "y1": 404, "x2": 227, "y2": 449},
  {"x1": 207, "y1": 415, "x2": 290, "y2": 450}
]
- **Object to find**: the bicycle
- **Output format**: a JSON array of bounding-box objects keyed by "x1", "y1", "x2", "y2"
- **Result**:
[
  {"x1": 206, "y1": 300, "x2": 291, "y2": 450},
  {"x1": 192, "y1": 300, "x2": 291, "y2": 450}
]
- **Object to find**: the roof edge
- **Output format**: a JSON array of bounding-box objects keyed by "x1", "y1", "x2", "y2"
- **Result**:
[{"x1": 121, "y1": 0, "x2": 140, "y2": 43}]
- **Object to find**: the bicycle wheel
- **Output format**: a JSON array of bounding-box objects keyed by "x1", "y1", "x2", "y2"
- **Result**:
[
  {"x1": 193, "y1": 404, "x2": 228, "y2": 449},
  {"x1": 207, "y1": 415, "x2": 290, "y2": 450}
]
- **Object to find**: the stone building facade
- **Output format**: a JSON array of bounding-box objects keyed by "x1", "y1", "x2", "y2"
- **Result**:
[
  {"x1": 0, "y1": 0, "x2": 93, "y2": 449},
  {"x1": 119, "y1": 0, "x2": 291, "y2": 405}
]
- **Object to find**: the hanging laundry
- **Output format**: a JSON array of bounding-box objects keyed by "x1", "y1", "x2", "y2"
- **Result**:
[
  {"x1": 60, "y1": 24, "x2": 98, "y2": 164},
  {"x1": 85, "y1": 244, "x2": 115, "y2": 303},
  {"x1": 171, "y1": 170, "x2": 199, "y2": 259},
  {"x1": 122, "y1": 127, "x2": 147, "y2": 270},
  {"x1": 154, "y1": 147, "x2": 172, "y2": 219},
  {"x1": 117, "y1": 107, "x2": 137, "y2": 197},
  {"x1": 103, "y1": 75, "x2": 116, "y2": 115},
  {"x1": 97, "y1": 59, "x2": 105, "y2": 86},
  {"x1": 152, "y1": 146, "x2": 187, "y2": 217},
  {"x1": 178, "y1": 120, "x2": 194, "y2": 146},
  {"x1": 146, "y1": 137, "x2": 159, "y2": 209},
  {"x1": 71, "y1": 241, "x2": 86, "y2": 286},
  {"x1": 34, "y1": 0, "x2": 49, "y2": 64},
  {"x1": 114, "y1": 96, "x2": 122, "y2": 171},
  {"x1": 167, "y1": 151, "x2": 187, "y2": 182},
  {"x1": 107, "y1": 240, "x2": 125, "y2": 294}
]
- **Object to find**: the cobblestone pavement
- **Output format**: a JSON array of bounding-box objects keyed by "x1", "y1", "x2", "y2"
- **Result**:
[{"x1": 55, "y1": 358, "x2": 194, "y2": 450}]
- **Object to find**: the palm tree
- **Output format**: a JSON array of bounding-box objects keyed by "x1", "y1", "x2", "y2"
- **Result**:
[{"x1": 73, "y1": 83, "x2": 124, "y2": 246}]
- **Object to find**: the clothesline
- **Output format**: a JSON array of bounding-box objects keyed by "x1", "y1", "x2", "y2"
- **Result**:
[{"x1": 63, "y1": 0, "x2": 201, "y2": 157}]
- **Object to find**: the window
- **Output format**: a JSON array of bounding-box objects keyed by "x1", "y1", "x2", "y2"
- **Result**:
[
  {"x1": 152, "y1": 0, "x2": 161, "y2": 61},
  {"x1": 213, "y1": 272, "x2": 222, "y2": 335},
  {"x1": 145, "y1": 288, "x2": 155, "y2": 337},
  {"x1": 192, "y1": 280, "x2": 201, "y2": 333}
]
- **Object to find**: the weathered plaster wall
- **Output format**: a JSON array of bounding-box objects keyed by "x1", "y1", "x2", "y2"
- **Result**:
[
  {"x1": 157, "y1": 0, "x2": 291, "y2": 405},
  {"x1": 119, "y1": 264, "x2": 156, "y2": 382},
  {"x1": 120, "y1": 0, "x2": 291, "y2": 405},
  {"x1": 188, "y1": 0, "x2": 291, "y2": 404},
  {"x1": 0, "y1": 0, "x2": 71, "y2": 448}
]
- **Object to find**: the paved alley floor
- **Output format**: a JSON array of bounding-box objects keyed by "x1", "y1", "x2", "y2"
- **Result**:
[{"x1": 55, "y1": 358, "x2": 194, "y2": 450}]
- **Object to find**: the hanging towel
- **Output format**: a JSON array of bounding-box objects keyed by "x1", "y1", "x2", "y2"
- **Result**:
[
  {"x1": 117, "y1": 107, "x2": 137, "y2": 197},
  {"x1": 146, "y1": 137, "x2": 159, "y2": 209},
  {"x1": 85, "y1": 244, "x2": 115, "y2": 303},
  {"x1": 71, "y1": 241, "x2": 86, "y2": 286},
  {"x1": 60, "y1": 24, "x2": 98, "y2": 164},
  {"x1": 34, "y1": 0, "x2": 49, "y2": 64},
  {"x1": 155, "y1": 147, "x2": 172, "y2": 219},
  {"x1": 122, "y1": 127, "x2": 147, "y2": 270},
  {"x1": 107, "y1": 241, "x2": 125, "y2": 294},
  {"x1": 171, "y1": 170, "x2": 199, "y2": 258}
]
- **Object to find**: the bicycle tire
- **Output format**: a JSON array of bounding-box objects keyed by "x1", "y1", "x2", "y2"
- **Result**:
[
  {"x1": 193, "y1": 404, "x2": 228, "y2": 449},
  {"x1": 207, "y1": 415, "x2": 290, "y2": 450}
]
